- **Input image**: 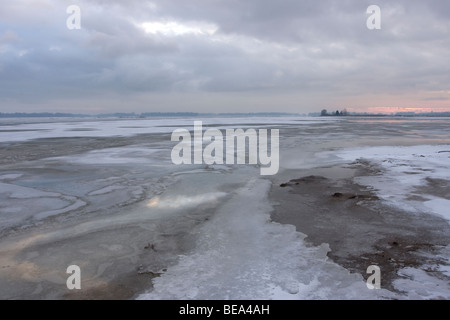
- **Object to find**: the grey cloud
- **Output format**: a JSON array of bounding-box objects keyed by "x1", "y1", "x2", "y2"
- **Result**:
[
  {"x1": 85, "y1": 30, "x2": 178, "y2": 58},
  {"x1": 0, "y1": 0, "x2": 449, "y2": 112}
]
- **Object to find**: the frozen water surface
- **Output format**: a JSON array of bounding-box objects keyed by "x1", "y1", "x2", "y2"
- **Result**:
[
  {"x1": 0, "y1": 116, "x2": 449, "y2": 299},
  {"x1": 139, "y1": 179, "x2": 394, "y2": 300}
]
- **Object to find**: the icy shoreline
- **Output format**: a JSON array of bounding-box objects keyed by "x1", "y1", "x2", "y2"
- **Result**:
[
  {"x1": 138, "y1": 178, "x2": 393, "y2": 300},
  {"x1": 0, "y1": 116, "x2": 449, "y2": 299}
]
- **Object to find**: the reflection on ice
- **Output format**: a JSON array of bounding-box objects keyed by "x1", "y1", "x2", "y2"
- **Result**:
[{"x1": 146, "y1": 192, "x2": 227, "y2": 209}]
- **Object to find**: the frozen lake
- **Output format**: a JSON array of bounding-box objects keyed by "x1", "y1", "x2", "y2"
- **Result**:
[{"x1": 0, "y1": 116, "x2": 449, "y2": 299}]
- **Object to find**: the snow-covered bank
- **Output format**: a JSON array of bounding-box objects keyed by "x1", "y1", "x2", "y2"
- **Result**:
[{"x1": 332, "y1": 145, "x2": 450, "y2": 224}]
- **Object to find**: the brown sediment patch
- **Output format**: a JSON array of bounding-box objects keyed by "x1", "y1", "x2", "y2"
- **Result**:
[
  {"x1": 422, "y1": 178, "x2": 450, "y2": 200},
  {"x1": 406, "y1": 177, "x2": 450, "y2": 202},
  {"x1": 270, "y1": 165, "x2": 450, "y2": 293},
  {"x1": 280, "y1": 175, "x2": 328, "y2": 187},
  {"x1": 405, "y1": 195, "x2": 429, "y2": 202},
  {"x1": 290, "y1": 175, "x2": 329, "y2": 184},
  {"x1": 331, "y1": 192, "x2": 380, "y2": 201}
]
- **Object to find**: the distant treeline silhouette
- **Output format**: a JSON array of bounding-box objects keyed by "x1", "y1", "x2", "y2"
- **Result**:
[{"x1": 319, "y1": 109, "x2": 450, "y2": 117}]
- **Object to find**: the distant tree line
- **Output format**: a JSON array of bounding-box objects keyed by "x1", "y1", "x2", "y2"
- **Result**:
[
  {"x1": 318, "y1": 109, "x2": 450, "y2": 117},
  {"x1": 0, "y1": 112, "x2": 89, "y2": 118},
  {"x1": 320, "y1": 109, "x2": 348, "y2": 116}
]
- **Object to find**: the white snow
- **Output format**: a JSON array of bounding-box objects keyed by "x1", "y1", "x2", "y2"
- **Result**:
[
  {"x1": 332, "y1": 145, "x2": 450, "y2": 223},
  {"x1": 0, "y1": 174, "x2": 24, "y2": 180},
  {"x1": 423, "y1": 198, "x2": 450, "y2": 223},
  {"x1": 438, "y1": 265, "x2": 450, "y2": 277},
  {"x1": 393, "y1": 267, "x2": 450, "y2": 299}
]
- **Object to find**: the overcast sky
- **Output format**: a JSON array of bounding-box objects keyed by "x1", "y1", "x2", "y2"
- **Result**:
[{"x1": 0, "y1": 0, "x2": 449, "y2": 114}]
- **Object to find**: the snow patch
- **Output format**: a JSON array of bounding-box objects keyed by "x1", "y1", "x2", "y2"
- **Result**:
[
  {"x1": 0, "y1": 174, "x2": 24, "y2": 180},
  {"x1": 333, "y1": 145, "x2": 450, "y2": 223},
  {"x1": 394, "y1": 267, "x2": 450, "y2": 299},
  {"x1": 423, "y1": 198, "x2": 450, "y2": 224}
]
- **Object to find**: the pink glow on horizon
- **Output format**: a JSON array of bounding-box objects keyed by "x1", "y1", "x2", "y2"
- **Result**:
[{"x1": 351, "y1": 106, "x2": 450, "y2": 114}]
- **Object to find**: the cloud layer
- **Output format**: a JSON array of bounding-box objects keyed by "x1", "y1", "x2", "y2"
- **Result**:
[{"x1": 0, "y1": 0, "x2": 449, "y2": 113}]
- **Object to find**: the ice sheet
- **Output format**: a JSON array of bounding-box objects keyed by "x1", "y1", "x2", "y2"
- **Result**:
[
  {"x1": 0, "y1": 182, "x2": 61, "y2": 199},
  {"x1": 1, "y1": 117, "x2": 448, "y2": 299},
  {"x1": 0, "y1": 174, "x2": 24, "y2": 180},
  {"x1": 0, "y1": 182, "x2": 85, "y2": 230},
  {"x1": 0, "y1": 117, "x2": 333, "y2": 143},
  {"x1": 51, "y1": 147, "x2": 165, "y2": 165},
  {"x1": 139, "y1": 179, "x2": 393, "y2": 300}
]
